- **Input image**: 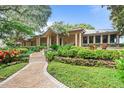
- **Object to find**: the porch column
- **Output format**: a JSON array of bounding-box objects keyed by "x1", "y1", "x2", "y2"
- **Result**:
[
  {"x1": 47, "y1": 36, "x2": 50, "y2": 48},
  {"x1": 93, "y1": 35, "x2": 95, "y2": 44},
  {"x1": 36, "y1": 37, "x2": 40, "y2": 46},
  {"x1": 100, "y1": 35, "x2": 103, "y2": 44},
  {"x1": 56, "y1": 34, "x2": 59, "y2": 45},
  {"x1": 87, "y1": 36, "x2": 89, "y2": 45},
  {"x1": 49, "y1": 35, "x2": 51, "y2": 46},
  {"x1": 61, "y1": 38, "x2": 63, "y2": 46},
  {"x1": 26, "y1": 42, "x2": 28, "y2": 46},
  {"x1": 82, "y1": 35, "x2": 83, "y2": 46},
  {"x1": 108, "y1": 34, "x2": 110, "y2": 44},
  {"x1": 28, "y1": 41, "x2": 30, "y2": 46},
  {"x1": 116, "y1": 34, "x2": 119, "y2": 46},
  {"x1": 22, "y1": 42, "x2": 24, "y2": 46},
  {"x1": 38, "y1": 37, "x2": 40, "y2": 46},
  {"x1": 75, "y1": 33, "x2": 78, "y2": 46},
  {"x1": 79, "y1": 33, "x2": 82, "y2": 47}
]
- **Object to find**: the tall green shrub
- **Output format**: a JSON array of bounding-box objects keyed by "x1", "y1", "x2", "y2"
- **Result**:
[
  {"x1": 45, "y1": 51, "x2": 57, "y2": 61},
  {"x1": 115, "y1": 58, "x2": 124, "y2": 82}
]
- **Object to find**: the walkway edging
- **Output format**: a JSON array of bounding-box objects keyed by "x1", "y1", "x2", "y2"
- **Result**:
[
  {"x1": 42, "y1": 51, "x2": 68, "y2": 88},
  {"x1": 0, "y1": 63, "x2": 31, "y2": 86},
  {"x1": 0, "y1": 54, "x2": 33, "y2": 86},
  {"x1": 43, "y1": 61, "x2": 68, "y2": 88}
]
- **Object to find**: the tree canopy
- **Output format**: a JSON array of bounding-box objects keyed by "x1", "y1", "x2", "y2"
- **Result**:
[
  {"x1": 50, "y1": 21, "x2": 95, "y2": 35},
  {"x1": 0, "y1": 5, "x2": 51, "y2": 46},
  {"x1": 107, "y1": 6, "x2": 124, "y2": 34},
  {"x1": 0, "y1": 6, "x2": 51, "y2": 31}
]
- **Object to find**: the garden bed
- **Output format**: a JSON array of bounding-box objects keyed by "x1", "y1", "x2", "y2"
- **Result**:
[
  {"x1": 48, "y1": 61, "x2": 124, "y2": 88},
  {"x1": 54, "y1": 56, "x2": 116, "y2": 68}
]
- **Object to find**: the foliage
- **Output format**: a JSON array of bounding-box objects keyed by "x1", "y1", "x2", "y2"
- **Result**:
[
  {"x1": 0, "y1": 50, "x2": 20, "y2": 64},
  {"x1": 26, "y1": 46, "x2": 44, "y2": 52},
  {"x1": 0, "y1": 6, "x2": 51, "y2": 31},
  {"x1": 54, "y1": 56, "x2": 115, "y2": 68},
  {"x1": 50, "y1": 21, "x2": 68, "y2": 36},
  {"x1": 56, "y1": 46, "x2": 121, "y2": 60},
  {"x1": 48, "y1": 61, "x2": 124, "y2": 88},
  {"x1": 107, "y1": 6, "x2": 124, "y2": 34},
  {"x1": 16, "y1": 47, "x2": 29, "y2": 53},
  {"x1": 57, "y1": 45, "x2": 73, "y2": 57},
  {"x1": 72, "y1": 23, "x2": 95, "y2": 29},
  {"x1": 50, "y1": 21, "x2": 95, "y2": 35},
  {"x1": 45, "y1": 50, "x2": 58, "y2": 61},
  {"x1": 50, "y1": 44, "x2": 60, "y2": 51},
  {"x1": 115, "y1": 57, "x2": 124, "y2": 82},
  {"x1": 0, "y1": 5, "x2": 51, "y2": 46},
  {"x1": 115, "y1": 57, "x2": 124, "y2": 70}
]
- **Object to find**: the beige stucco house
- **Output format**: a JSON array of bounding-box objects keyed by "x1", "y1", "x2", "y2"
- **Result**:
[{"x1": 21, "y1": 28, "x2": 121, "y2": 47}]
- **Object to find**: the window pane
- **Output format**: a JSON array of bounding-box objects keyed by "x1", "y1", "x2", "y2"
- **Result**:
[
  {"x1": 83, "y1": 36, "x2": 87, "y2": 44},
  {"x1": 110, "y1": 34, "x2": 116, "y2": 43},
  {"x1": 95, "y1": 35, "x2": 100, "y2": 43},
  {"x1": 103, "y1": 35, "x2": 108, "y2": 43},
  {"x1": 89, "y1": 36, "x2": 93, "y2": 43}
]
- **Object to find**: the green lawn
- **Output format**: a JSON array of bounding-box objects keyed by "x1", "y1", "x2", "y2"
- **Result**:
[
  {"x1": 0, "y1": 63, "x2": 27, "y2": 79},
  {"x1": 48, "y1": 61, "x2": 124, "y2": 88}
]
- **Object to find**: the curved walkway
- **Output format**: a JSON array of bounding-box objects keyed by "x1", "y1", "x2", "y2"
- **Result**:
[{"x1": 0, "y1": 51, "x2": 67, "y2": 88}]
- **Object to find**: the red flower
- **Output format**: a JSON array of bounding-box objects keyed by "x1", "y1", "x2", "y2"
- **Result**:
[{"x1": 0, "y1": 51, "x2": 4, "y2": 59}]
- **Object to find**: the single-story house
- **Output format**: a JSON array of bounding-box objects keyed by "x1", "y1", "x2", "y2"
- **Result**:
[{"x1": 21, "y1": 28, "x2": 121, "y2": 47}]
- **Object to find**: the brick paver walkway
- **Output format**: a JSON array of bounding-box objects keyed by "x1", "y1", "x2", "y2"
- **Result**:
[{"x1": 0, "y1": 52, "x2": 62, "y2": 88}]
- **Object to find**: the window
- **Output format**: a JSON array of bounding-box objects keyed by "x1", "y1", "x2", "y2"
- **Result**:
[
  {"x1": 89, "y1": 36, "x2": 93, "y2": 43},
  {"x1": 95, "y1": 35, "x2": 100, "y2": 43},
  {"x1": 83, "y1": 36, "x2": 87, "y2": 44},
  {"x1": 103, "y1": 35, "x2": 108, "y2": 43},
  {"x1": 110, "y1": 34, "x2": 116, "y2": 43}
]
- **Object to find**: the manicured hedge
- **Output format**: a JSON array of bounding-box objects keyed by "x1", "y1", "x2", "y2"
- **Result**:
[
  {"x1": 45, "y1": 50, "x2": 58, "y2": 61},
  {"x1": 57, "y1": 46, "x2": 122, "y2": 60}
]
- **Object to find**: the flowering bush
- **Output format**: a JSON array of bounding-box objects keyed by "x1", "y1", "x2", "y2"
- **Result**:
[{"x1": 0, "y1": 50, "x2": 20, "y2": 64}]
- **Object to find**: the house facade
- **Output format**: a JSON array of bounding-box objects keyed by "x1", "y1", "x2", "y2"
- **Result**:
[{"x1": 21, "y1": 28, "x2": 121, "y2": 47}]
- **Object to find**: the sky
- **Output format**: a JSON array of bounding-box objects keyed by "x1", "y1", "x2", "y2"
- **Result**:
[{"x1": 48, "y1": 5, "x2": 113, "y2": 29}]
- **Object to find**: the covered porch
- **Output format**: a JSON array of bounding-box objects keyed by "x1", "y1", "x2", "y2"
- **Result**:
[
  {"x1": 42, "y1": 29, "x2": 84, "y2": 47},
  {"x1": 82, "y1": 31, "x2": 120, "y2": 47}
]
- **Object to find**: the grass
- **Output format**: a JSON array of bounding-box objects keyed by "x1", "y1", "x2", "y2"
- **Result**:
[
  {"x1": 0, "y1": 63, "x2": 27, "y2": 79},
  {"x1": 48, "y1": 61, "x2": 124, "y2": 88}
]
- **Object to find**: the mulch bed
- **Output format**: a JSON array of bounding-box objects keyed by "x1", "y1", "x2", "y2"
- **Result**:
[{"x1": 54, "y1": 56, "x2": 116, "y2": 68}]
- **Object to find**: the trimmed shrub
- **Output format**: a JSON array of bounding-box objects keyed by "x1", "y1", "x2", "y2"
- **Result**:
[
  {"x1": 115, "y1": 57, "x2": 124, "y2": 70},
  {"x1": 50, "y1": 44, "x2": 60, "y2": 51},
  {"x1": 57, "y1": 46, "x2": 121, "y2": 60},
  {"x1": 45, "y1": 51, "x2": 58, "y2": 61},
  {"x1": 16, "y1": 48, "x2": 28, "y2": 53},
  {"x1": 77, "y1": 49, "x2": 96, "y2": 59},
  {"x1": 115, "y1": 58, "x2": 124, "y2": 82}
]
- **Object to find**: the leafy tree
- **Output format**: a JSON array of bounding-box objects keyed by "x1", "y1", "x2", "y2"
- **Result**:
[
  {"x1": 74, "y1": 24, "x2": 95, "y2": 29},
  {"x1": 0, "y1": 5, "x2": 51, "y2": 31},
  {"x1": 50, "y1": 21, "x2": 68, "y2": 35},
  {"x1": 0, "y1": 20, "x2": 34, "y2": 46},
  {"x1": 106, "y1": 6, "x2": 124, "y2": 34},
  {"x1": 0, "y1": 5, "x2": 51, "y2": 46},
  {"x1": 50, "y1": 21, "x2": 95, "y2": 35}
]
